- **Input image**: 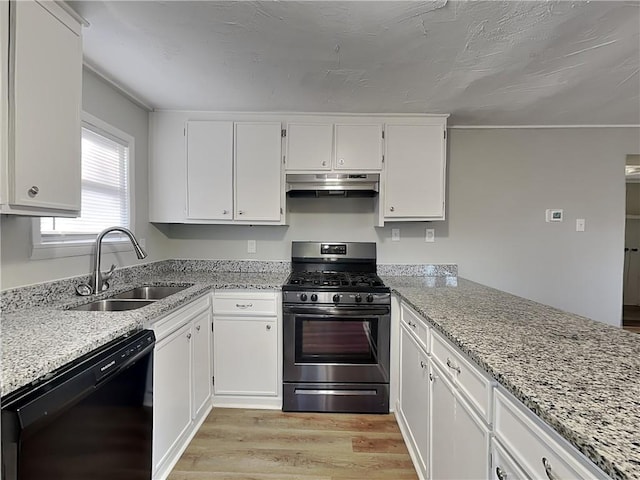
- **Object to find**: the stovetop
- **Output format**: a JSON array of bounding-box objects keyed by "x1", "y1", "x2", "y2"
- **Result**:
[{"x1": 285, "y1": 271, "x2": 386, "y2": 289}]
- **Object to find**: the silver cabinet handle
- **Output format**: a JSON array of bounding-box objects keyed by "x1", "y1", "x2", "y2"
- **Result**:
[
  {"x1": 338, "y1": 158, "x2": 345, "y2": 165},
  {"x1": 235, "y1": 303, "x2": 253, "y2": 309},
  {"x1": 321, "y1": 160, "x2": 327, "y2": 166},
  {"x1": 28, "y1": 186, "x2": 39, "y2": 197},
  {"x1": 496, "y1": 466, "x2": 508, "y2": 480},
  {"x1": 186, "y1": 333, "x2": 192, "y2": 340},
  {"x1": 196, "y1": 325, "x2": 201, "y2": 332},
  {"x1": 238, "y1": 210, "x2": 244, "y2": 215},
  {"x1": 429, "y1": 372, "x2": 436, "y2": 382},
  {"x1": 266, "y1": 324, "x2": 272, "y2": 330},
  {"x1": 420, "y1": 360, "x2": 426, "y2": 369},
  {"x1": 223, "y1": 210, "x2": 229, "y2": 215},
  {"x1": 542, "y1": 458, "x2": 558, "y2": 480},
  {"x1": 389, "y1": 206, "x2": 395, "y2": 212},
  {"x1": 446, "y1": 357, "x2": 461, "y2": 374}
]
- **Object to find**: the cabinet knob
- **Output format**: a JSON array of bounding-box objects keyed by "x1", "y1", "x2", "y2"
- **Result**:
[
  {"x1": 186, "y1": 333, "x2": 192, "y2": 340},
  {"x1": 338, "y1": 158, "x2": 345, "y2": 165},
  {"x1": 238, "y1": 210, "x2": 244, "y2": 215},
  {"x1": 28, "y1": 186, "x2": 39, "y2": 197},
  {"x1": 496, "y1": 466, "x2": 508, "y2": 480},
  {"x1": 429, "y1": 373, "x2": 434, "y2": 382},
  {"x1": 266, "y1": 324, "x2": 272, "y2": 330},
  {"x1": 389, "y1": 206, "x2": 395, "y2": 212},
  {"x1": 542, "y1": 458, "x2": 558, "y2": 480},
  {"x1": 223, "y1": 210, "x2": 229, "y2": 215},
  {"x1": 420, "y1": 361, "x2": 426, "y2": 369},
  {"x1": 196, "y1": 325, "x2": 201, "y2": 332},
  {"x1": 321, "y1": 161, "x2": 327, "y2": 166}
]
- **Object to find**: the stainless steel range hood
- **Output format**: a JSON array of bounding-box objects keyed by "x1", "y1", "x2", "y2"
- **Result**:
[{"x1": 286, "y1": 173, "x2": 379, "y2": 197}]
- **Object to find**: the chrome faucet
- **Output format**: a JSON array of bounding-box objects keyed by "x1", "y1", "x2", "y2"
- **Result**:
[{"x1": 76, "y1": 226, "x2": 147, "y2": 296}]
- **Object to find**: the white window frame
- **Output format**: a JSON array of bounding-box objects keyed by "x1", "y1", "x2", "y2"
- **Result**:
[{"x1": 31, "y1": 112, "x2": 136, "y2": 260}]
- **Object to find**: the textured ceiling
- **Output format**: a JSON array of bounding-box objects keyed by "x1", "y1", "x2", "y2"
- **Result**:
[{"x1": 69, "y1": 1, "x2": 640, "y2": 125}]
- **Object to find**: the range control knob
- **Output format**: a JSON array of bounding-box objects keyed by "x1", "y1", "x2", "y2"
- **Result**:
[
  {"x1": 332, "y1": 294, "x2": 341, "y2": 303},
  {"x1": 300, "y1": 293, "x2": 308, "y2": 301},
  {"x1": 355, "y1": 294, "x2": 362, "y2": 303},
  {"x1": 311, "y1": 294, "x2": 318, "y2": 302},
  {"x1": 366, "y1": 294, "x2": 374, "y2": 303}
]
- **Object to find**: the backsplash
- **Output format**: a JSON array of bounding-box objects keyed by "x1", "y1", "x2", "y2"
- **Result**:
[{"x1": 1, "y1": 260, "x2": 457, "y2": 313}]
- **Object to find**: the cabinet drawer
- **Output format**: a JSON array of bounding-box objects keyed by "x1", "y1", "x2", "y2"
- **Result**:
[
  {"x1": 431, "y1": 330, "x2": 493, "y2": 422},
  {"x1": 213, "y1": 291, "x2": 277, "y2": 316},
  {"x1": 491, "y1": 438, "x2": 530, "y2": 480},
  {"x1": 151, "y1": 294, "x2": 211, "y2": 341},
  {"x1": 494, "y1": 389, "x2": 609, "y2": 480},
  {"x1": 400, "y1": 302, "x2": 429, "y2": 352}
]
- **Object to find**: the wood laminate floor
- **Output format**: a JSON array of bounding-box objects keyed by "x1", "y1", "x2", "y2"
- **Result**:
[
  {"x1": 168, "y1": 408, "x2": 419, "y2": 480},
  {"x1": 623, "y1": 305, "x2": 640, "y2": 333}
]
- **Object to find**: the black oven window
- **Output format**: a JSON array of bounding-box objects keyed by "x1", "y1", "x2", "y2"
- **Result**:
[{"x1": 295, "y1": 318, "x2": 379, "y2": 364}]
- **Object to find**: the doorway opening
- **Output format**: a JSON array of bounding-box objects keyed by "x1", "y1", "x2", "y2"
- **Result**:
[{"x1": 623, "y1": 155, "x2": 640, "y2": 333}]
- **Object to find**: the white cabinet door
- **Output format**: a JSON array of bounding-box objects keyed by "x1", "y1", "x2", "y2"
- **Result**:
[
  {"x1": 431, "y1": 363, "x2": 490, "y2": 480},
  {"x1": 186, "y1": 121, "x2": 233, "y2": 220},
  {"x1": 153, "y1": 322, "x2": 192, "y2": 473},
  {"x1": 491, "y1": 439, "x2": 530, "y2": 480},
  {"x1": 10, "y1": 1, "x2": 82, "y2": 214},
  {"x1": 334, "y1": 124, "x2": 382, "y2": 170},
  {"x1": 384, "y1": 123, "x2": 446, "y2": 220},
  {"x1": 191, "y1": 309, "x2": 213, "y2": 420},
  {"x1": 286, "y1": 123, "x2": 332, "y2": 171},
  {"x1": 399, "y1": 326, "x2": 429, "y2": 477},
  {"x1": 213, "y1": 317, "x2": 278, "y2": 396},
  {"x1": 234, "y1": 122, "x2": 282, "y2": 221}
]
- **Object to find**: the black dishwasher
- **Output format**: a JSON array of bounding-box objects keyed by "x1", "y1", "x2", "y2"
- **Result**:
[{"x1": 1, "y1": 329, "x2": 155, "y2": 480}]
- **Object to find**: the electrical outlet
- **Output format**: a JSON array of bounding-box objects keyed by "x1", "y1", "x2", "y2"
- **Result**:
[
  {"x1": 425, "y1": 228, "x2": 435, "y2": 243},
  {"x1": 247, "y1": 240, "x2": 257, "y2": 253},
  {"x1": 391, "y1": 229, "x2": 400, "y2": 241}
]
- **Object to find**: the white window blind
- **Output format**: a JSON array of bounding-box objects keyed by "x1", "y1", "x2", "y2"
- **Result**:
[{"x1": 40, "y1": 124, "x2": 130, "y2": 242}]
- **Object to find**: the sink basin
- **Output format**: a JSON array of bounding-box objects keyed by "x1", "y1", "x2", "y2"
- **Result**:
[
  {"x1": 70, "y1": 299, "x2": 156, "y2": 312},
  {"x1": 110, "y1": 285, "x2": 191, "y2": 300}
]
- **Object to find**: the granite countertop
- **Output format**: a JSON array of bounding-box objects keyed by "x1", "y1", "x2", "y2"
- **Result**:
[
  {"x1": 384, "y1": 276, "x2": 640, "y2": 480},
  {"x1": 1, "y1": 270, "x2": 287, "y2": 397},
  {"x1": 3, "y1": 262, "x2": 638, "y2": 479}
]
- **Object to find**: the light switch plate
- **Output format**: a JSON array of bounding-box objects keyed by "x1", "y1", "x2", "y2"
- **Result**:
[
  {"x1": 576, "y1": 219, "x2": 585, "y2": 232},
  {"x1": 247, "y1": 240, "x2": 257, "y2": 253},
  {"x1": 425, "y1": 228, "x2": 435, "y2": 243},
  {"x1": 391, "y1": 229, "x2": 400, "y2": 241}
]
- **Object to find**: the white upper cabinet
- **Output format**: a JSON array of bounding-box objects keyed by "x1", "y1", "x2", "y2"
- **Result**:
[
  {"x1": 235, "y1": 122, "x2": 283, "y2": 222},
  {"x1": 150, "y1": 114, "x2": 285, "y2": 224},
  {"x1": 2, "y1": 1, "x2": 82, "y2": 216},
  {"x1": 186, "y1": 121, "x2": 233, "y2": 220},
  {"x1": 285, "y1": 121, "x2": 383, "y2": 172},
  {"x1": 381, "y1": 121, "x2": 447, "y2": 223},
  {"x1": 334, "y1": 123, "x2": 383, "y2": 171},
  {"x1": 285, "y1": 123, "x2": 333, "y2": 171}
]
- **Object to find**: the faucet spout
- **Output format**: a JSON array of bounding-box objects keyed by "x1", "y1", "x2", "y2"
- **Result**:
[{"x1": 77, "y1": 226, "x2": 147, "y2": 296}]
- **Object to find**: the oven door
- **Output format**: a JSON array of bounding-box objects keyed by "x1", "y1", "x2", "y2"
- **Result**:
[{"x1": 283, "y1": 305, "x2": 390, "y2": 384}]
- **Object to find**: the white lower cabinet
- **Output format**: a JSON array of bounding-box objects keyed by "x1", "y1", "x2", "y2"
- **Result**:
[
  {"x1": 212, "y1": 290, "x2": 281, "y2": 408},
  {"x1": 398, "y1": 325, "x2": 429, "y2": 477},
  {"x1": 490, "y1": 438, "x2": 530, "y2": 480},
  {"x1": 150, "y1": 294, "x2": 213, "y2": 480},
  {"x1": 430, "y1": 362, "x2": 490, "y2": 480},
  {"x1": 493, "y1": 388, "x2": 610, "y2": 480}
]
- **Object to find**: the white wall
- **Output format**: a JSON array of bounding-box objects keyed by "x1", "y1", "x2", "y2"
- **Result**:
[
  {"x1": 0, "y1": 68, "x2": 169, "y2": 289},
  {"x1": 162, "y1": 127, "x2": 638, "y2": 326}
]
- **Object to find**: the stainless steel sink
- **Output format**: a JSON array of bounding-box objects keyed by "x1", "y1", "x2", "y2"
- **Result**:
[
  {"x1": 110, "y1": 285, "x2": 191, "y2": 300},
  {"x1": 71, "y1": 299, "x2": 156, "y2": 312}
]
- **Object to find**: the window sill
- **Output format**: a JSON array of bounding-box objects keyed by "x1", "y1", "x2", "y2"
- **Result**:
[{"x1": 31, "y1": 239, "x2": 135, "y2": 261}]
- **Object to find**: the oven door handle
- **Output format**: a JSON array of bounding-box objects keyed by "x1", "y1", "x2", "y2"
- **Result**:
[{"x1": 283, "y1": 306, "x2": 390, "y2": 316}]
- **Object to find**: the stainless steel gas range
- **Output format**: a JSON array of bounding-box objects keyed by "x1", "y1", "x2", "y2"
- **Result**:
[{"x1": 282, "y1": 242, "x2": 391, "y2": 413}]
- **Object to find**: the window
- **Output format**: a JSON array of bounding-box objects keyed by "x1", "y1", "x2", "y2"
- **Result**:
[{"x1": 32, "y1": 113, "x2": 134, "y2": 259}]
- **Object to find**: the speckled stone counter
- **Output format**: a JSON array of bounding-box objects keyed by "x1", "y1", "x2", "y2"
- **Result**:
[
  {"x1": 1, "y1": 268, "x2": 288, "y2": 396},
  {"x1": 384, "y1": 276, "x2": 640, "y2": 480}
]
